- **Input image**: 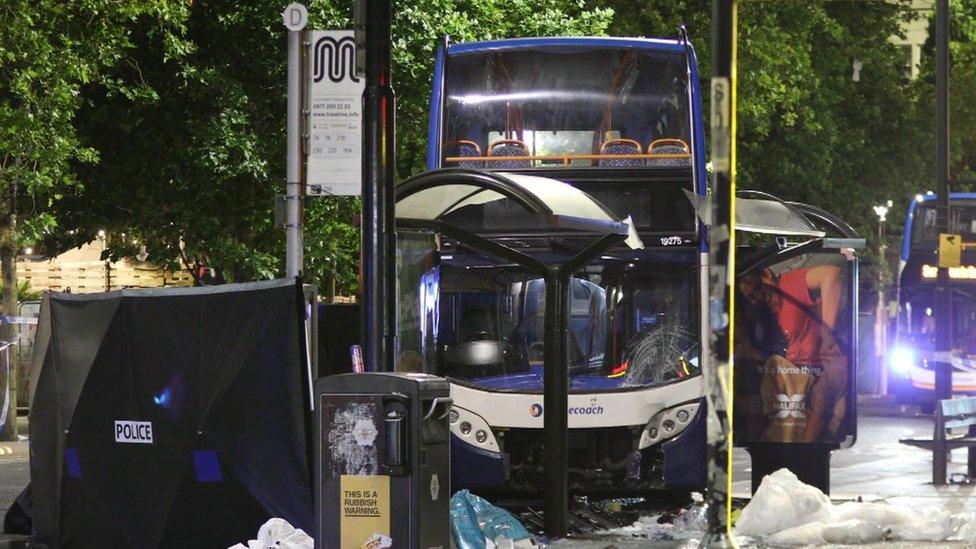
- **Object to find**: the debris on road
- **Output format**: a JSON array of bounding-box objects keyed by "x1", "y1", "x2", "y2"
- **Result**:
[
  {"x1": 451, "y1": 490, "x2": 536, "y2": 549},
  {"x1": 736, "y1": 468, "x2": 976, "y2": 545},
  {"x1": 541, "y1": 496, "x2": 706, "y2": 547}
]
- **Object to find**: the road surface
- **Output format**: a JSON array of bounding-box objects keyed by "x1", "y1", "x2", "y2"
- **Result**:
[{"x1": 1, "y1": 410, "x2": 971, "y2": 546}]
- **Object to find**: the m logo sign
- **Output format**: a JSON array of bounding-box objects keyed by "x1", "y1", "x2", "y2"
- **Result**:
[
  {"x1": 115, "y1": 420, "x2": 154, "y2": 444},
  {"x1": 312, "y1": 35, "x2": 359, "y2": 84},
  {"x1": 307, "y1": 30, "x2": 365, "y2": 196}
]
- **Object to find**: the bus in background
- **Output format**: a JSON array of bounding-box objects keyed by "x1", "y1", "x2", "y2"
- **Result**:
[
  {"x1": 892, "y1": 193, "x2": 976, "y2": 409},
  {"x1": 395, "y1": 35, "x2": 710, "y2": 494}
]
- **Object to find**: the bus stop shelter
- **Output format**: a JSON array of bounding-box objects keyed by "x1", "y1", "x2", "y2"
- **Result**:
[{"x1": 395, "y1": 168, "x2": 640, "y2": 536}]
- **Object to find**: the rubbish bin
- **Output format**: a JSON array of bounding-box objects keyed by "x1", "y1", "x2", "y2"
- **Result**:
[{"x1": 315, "y1": 372, "x2": 452, "y2": 548}]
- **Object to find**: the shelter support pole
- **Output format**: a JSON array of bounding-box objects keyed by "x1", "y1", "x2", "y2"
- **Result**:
[
  {"x1": 934, "y1": 0, "x2": 951, "y2": 484},
  {"x1": 705, "y1": 0, "x2": 736, "y2": 545},
  {"x1": 542, "y1": 268, "x2": 568, "y2": 538},
  {"x1": 286, "y1": 18, "x2": 304, "y2": 279},
  {"x1": 361, "y1": 0, "x2": 397, "y2": 372},
  {"x1": 878, "y1": 215, "x2": 888, "y2": 395},
  {"x1": 935, "y1": 0, "x2": 952, "y2": 430},
  {"x1": 542, "y1": 233, "x2": 627, "y2": 538}
]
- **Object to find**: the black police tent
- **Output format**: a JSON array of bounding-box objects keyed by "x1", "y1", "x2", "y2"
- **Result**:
[{"x1": 29, "y1": 279, "x2": 313, "y2": 547}]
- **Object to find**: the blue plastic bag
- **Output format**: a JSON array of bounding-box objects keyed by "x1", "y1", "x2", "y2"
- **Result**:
[{"x1": 450, "y1": 489, "x2": 533, "y2": 549}]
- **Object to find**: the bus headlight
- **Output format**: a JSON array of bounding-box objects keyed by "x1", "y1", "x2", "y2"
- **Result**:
[
  {"x1": 639, "y1": 401, "x2": 700, "y2": 449},
  {"x1": 890, "y1": 347, "x2": 916, "y2": 376},
  {"x1": 449, "y1": 406, "x2": 499, "y2": 452}
]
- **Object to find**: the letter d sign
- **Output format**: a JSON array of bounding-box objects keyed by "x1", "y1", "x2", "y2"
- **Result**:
[{"x1": 283, "y1": 3, "x2": 308, "y2": 31}]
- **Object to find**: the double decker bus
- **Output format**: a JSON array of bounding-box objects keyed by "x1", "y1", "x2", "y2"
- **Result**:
[
  {"x1": 892, "y1": 193, "x2": 976, "y2": 406},
  {"x1": 393, "y1": 36, "x2": 710, "y2": 494}
]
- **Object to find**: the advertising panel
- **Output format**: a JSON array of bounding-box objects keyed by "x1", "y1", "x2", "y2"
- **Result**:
[{"x1": 733, "y1": 250, "x2": 856, "y2": 445}]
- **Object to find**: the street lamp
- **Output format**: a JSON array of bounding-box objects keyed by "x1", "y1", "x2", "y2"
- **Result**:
[
  {"x1": 874, "y1": 201, "x2": 892, "y2": 395},
  {"x1": 873, "y1": 203, "x2": 889, "y2": 222}
]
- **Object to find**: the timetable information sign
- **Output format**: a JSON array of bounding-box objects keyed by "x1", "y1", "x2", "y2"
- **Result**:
[
  {"x1": 939, "y1": 233, "x2": 962, "y2": 268},
  {"x1": 307, "y1": 30, "x2": 364, "y2": 196}
]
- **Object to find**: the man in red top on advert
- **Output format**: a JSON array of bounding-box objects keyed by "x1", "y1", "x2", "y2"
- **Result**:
[{"x1": 739, "y1": 264, "x2": 846, "y2": 443}]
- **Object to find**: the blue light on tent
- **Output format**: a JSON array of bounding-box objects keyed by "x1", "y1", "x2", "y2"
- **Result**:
[
  {"x1": 153, "y1": 387, "x2": 171, "y2": 407},
  {"x1": 193, "y1": 450, "x2": 223, "y2": 482},
  {"x1": 152, "y1": 373, "x2": 186, "y2": 418},
  {"x1": 65, "y1": 448, "x2": 82, "y2": 479}
]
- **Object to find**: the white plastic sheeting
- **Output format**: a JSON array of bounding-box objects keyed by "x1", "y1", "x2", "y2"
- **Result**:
[
  {"x1": 228, "y1": 518, "x2": 313, "y2": 549},
  {"x1": 736, "y1": 468, "x2": 976, "y2": 545}
]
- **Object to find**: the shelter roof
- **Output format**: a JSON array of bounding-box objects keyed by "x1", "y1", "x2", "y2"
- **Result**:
[
  {"x1": 683, "y1": 190, "x2": 826, "y2": 238},
  {"x1": 395, "y1": 169, "x2": 641, "y2": 248}
]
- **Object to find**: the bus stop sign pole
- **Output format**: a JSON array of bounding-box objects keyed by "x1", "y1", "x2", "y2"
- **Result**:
[
  {"x1": 934, "y1": 0, "x2": 952, "y2": 485},
  {"x1": 284, "y1": 3, "x2": 307, "y2": 279}
]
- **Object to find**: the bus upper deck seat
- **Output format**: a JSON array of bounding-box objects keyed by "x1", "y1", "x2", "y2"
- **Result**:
[
  {"x1": 599, "y1": 139, "x2": 643, "y2": 167},
  {"x1": 443, "y1": 140, "x2": 484, "y2": 168},
  {"x1": 647, "y1": 138, "x2": 691, "y2": 168},
  {"x1": 487, "y1": 139, "x2": 532, "y2": 169}
]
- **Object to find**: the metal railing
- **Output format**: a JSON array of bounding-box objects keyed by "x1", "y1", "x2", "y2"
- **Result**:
[{"x1": 0, "y1": 335, "x2": 21, "y2": 434}]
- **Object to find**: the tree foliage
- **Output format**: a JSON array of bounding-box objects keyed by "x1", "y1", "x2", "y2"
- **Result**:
[
  {"x1": 0, "y1": 0, "x2": 184, "y2": 439},
  {"x1": 738, "y1": 2, "x2": 927, "y2": 234},
  {"x1": 589, "y1": 0, "x2": 927, "y2": 293},
  {"x1": 916, "y1": 0, "x2": 976, "y2": 186},
  {"x1": 0, "y1": 0, "x2": 182, "y2": 241},
  {"x1": 17, "y1": 0, "x2": 971, "y2": 299},
  {"x1": 41, "y1": 0, "x2": 610, "y2": 293},
  {"x1": 593, "y1": 0, "x2": 926, "y2": 234}
]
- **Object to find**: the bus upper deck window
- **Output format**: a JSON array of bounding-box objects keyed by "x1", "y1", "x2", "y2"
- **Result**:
[{"x1": 442, "y1": 48, "x2": 692, "y2": 168}]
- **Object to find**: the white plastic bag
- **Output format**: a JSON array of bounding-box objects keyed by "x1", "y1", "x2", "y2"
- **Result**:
[
  {"x1": 228, "y1": 518, "x2": 314, "y2": 549},
  {"x1": 735, "y1": 468, "x2": 833, "y2": 536}
]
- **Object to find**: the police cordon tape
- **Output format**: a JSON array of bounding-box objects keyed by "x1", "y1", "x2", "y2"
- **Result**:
[
  {"x1": 1, "y1": 316, "x2": 36, "y2": 325},
  {"x1": 913, "y1": 349, "x2": 976, "y2": 373}
]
